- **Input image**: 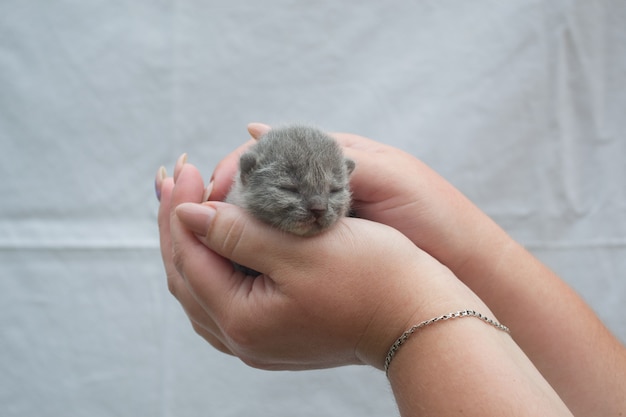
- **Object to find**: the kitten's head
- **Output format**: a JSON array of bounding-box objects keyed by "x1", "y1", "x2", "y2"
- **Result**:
[{"x1": 238, "y1": 126, "x2": 355, "y2": 236}]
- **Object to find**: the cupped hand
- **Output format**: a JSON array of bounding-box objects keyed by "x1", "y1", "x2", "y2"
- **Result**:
[{"x1": 157, "y1": 160, "x2": 484, "y2": 371}]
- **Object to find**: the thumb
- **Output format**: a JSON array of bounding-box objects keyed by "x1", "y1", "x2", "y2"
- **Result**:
[{"x1": 175, "y1": 201, "x2": 302, "y2": 276}]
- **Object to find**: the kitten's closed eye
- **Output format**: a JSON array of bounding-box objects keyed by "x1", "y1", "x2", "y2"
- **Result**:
[{"x1": 278, "y1": 183, "x2": 299, "y2": 193}]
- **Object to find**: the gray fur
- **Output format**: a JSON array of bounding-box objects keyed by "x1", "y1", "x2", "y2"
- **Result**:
[{"x1": 226, "y1": 125, "x2": 355, "y2": 237}]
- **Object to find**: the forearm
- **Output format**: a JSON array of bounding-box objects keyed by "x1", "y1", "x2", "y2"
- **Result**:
[
  {"x1": 388, "y1": 314, "x2": 572, "y2": 417},
  {"x1": 434, "y1": 201, "x2": 626, "y2": 416}
]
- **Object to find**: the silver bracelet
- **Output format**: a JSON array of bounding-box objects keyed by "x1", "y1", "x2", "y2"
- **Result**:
[{"x1": 384, "y1": 309, "x2": 510, "y2": 376}]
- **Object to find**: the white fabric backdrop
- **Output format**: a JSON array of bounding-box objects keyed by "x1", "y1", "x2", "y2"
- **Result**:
[{"x1": 2, "y1": 1, "x2": 624, "y2": 416}]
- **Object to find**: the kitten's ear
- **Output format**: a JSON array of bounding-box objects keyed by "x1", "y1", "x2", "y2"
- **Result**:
[
  {"x1": 239, "y1": 152, "x2": 258, "y2": 185},
  {"x1": 344, "y1": 158, "x2": 356, "y2": 175}
]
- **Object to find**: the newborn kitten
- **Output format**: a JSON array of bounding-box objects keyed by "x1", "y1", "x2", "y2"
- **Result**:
[
  {"x1": 225, "y1": 125, "x2": 355, "y2": 276},
  {"x1": 226, "y1": 124, "x2": 355, "y2": 237}
]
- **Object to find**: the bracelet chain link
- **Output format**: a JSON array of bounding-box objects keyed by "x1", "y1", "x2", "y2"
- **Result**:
[{"x1": 384, "y1": 309, "x2": 510, "y2": 376}]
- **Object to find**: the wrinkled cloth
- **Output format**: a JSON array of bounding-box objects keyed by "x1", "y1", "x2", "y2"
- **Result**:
[{"x1": 1, "y1": 1, "x2": 624, "y2": 416}]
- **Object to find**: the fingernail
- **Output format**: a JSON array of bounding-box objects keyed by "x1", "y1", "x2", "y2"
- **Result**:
[
  {"x1": 175, "y1": 203, "x2": 216, "y2": 235},
  {"x1": 155, "y1": 166, "x2": 167, "y2": 201},
  {"x1": 202, "y1": 180, "x2": 214, "y2": 202},
  {"x1": 173, "y1": 153, "x2": 188, "y2": 183}
]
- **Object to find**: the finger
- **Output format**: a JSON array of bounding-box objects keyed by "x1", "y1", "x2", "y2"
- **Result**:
[
  {"x1": 188, "y1": 318, "x2": 233, "y2": 356},
  {"x1": 174, "y1": 201, "x2": 323, "y2": 279},
  {"x1": 331, "y1": 132, "x2": 426, "y2": 206},
  {"x1": 173, "y1": 153, "x2": 188, "y2": 183},
  {"x1": 157, "y1": 174, "x2": 183, "y2": 295},
  {"x1": 168, "y1": 162, "x2": 227, "y2": 297},
  {"x1": 178, "y1": 287, "x2": 233, "y2": 355},
  {"x1": 332, "y1": 131, "x2": 381, "y2": 150},
  {"x1": 159, "y1": 157, "x2": 205, "y2": 272},
  {"x1": 159, "y1": 175, "x2": 205, "y2": 312},
  {"x1": 170, "y1": 166, "x2": 252, "y2": 316},
  {"x1": 155, "y1": 166, "x2": 167, "y2": 202},
  {"x1": 159, "y1": 158, "x2": 253, "y2": 361},
  {"x1": 159, "y1": 164, "x2": 236, "y2": 351},
  {"x1": 247, "y1": 122, "x2": 271, "y2": 139},
  {"x1": 169, "y1": 163, "x2": 214, "y2": 270},
  {"x1": 328, "y1": 137, "x2": 389, "y2": 207}
]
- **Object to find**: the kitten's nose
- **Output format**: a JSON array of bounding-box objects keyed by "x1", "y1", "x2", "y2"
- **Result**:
[{"x1": 308, "y1": 199, "x2": 327, "y2": 219}]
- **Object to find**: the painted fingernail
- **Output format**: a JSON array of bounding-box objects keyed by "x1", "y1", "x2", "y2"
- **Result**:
[
  {"x1": 155, "y1": 166, "x2": 167, "y2": 201},
  {"x1": 173, "y1": 153, "x2": 188, "y2": 183},
  {"x1": 202, "y1": 180, "x2": 214, "y2": 202},
  {"x1": 175, "y1": 203, "x2": 216, "y2": 235}
]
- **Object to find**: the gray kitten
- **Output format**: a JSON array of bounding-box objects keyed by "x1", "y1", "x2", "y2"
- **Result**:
[
  {"x1": 225, "y1": 125, "x2": 355, "y2": 275},
  {"x1": 226, "y1": 125, "x2": 355, "y2": 237}
]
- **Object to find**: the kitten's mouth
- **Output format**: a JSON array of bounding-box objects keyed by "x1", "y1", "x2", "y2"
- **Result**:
[
  {"x1": 293, "y1": 226, "x2": 322, "y2": 237},
  {"x1": 290, "y1": 218, "x2": 329, "y2": 237}
]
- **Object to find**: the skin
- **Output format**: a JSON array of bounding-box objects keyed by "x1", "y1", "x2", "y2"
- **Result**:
[{"x1": 156, "y1": 124, "x2": 625, "y2": 416}]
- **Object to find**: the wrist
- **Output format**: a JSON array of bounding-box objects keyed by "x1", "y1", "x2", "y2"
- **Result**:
[
  {"x1": 354, "y1": 266, "x2": 493, "y2": 370},
  {"x1": 384, "y1": 309, "x2": 510, "y2": 376},
  {"x1": 386, "y1": 308, "x2": 572, "y2": 416}
]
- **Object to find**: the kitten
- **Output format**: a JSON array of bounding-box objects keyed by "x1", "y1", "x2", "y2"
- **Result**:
[{"x1": 225, "y1": 125, "x2": 355, "y2": 275}]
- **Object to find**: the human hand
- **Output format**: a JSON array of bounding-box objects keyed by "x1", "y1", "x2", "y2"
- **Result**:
[
  {"x1": 157, "y1": 125, "x2": 624, "y2": 417},
  {"x1": 157, "y1": 159, "x2": 485, "y2": 371}
]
